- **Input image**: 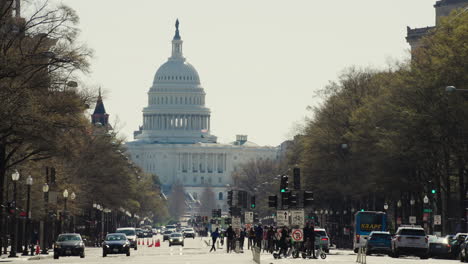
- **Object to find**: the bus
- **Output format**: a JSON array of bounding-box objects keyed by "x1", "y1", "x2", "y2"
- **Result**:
[{"x1": 353, "y1": 211, "x2": 387, "y2": 252}]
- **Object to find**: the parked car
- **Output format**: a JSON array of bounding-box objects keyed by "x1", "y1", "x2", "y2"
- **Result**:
[
  {"x1": 391, "y1": 225, "x2": 429, "y2": 259},
  {"x1": 136, "y1": 228, "x2": 144, "y2": 238},
  {"x1": 428, "y1": 236, "x2": 451, "y2": 258},
  {"x1": 163, "y1": 230, "x2": 173, "y2": 241},
  {"x1": 314, "y1": 228, "x2": 330, "y2": 253},
  {"x1": 169, "y1": 232, "x2": 184, "y2": 247},
  {"x1": 116, "y1": 227, "x2": 138, "y2": 250},
  {"x1": 365, "y1": 231, "x2": 392, "y2": 255},
  {"x1": 53, "y1": 233, "x2": 85, "y2": 259},
  {"x1": 182, "y1": 228, "x2": 196, "y2": 238},
  {"x1": 102, "y1": 233, "x2": 130, "y2": 257}
]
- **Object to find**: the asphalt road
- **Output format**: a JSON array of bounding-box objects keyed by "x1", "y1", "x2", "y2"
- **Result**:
[{"x1": 3, "y1": 235, "x2": 462, "y2": 264}]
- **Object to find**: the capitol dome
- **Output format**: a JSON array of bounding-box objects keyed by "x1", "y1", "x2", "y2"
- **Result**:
[{"x1": 153, "y1": 60, "x2": 200, "y2": 85}]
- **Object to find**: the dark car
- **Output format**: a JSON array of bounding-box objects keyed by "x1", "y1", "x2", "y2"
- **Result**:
[
  {"x1": 53, "y1": 233, "x2": 85, "y2": 259},
  {"x1": 136, "y1": 228, "x2": 144, "y2": 238},
  {"x1": 428, "y1": 236, "x2": 451, "y2": 258},
  {"x1": 365, "y1": 231, "x2": 392, "y2": 255},
  {"x1": 102, "y1": 233, "x2": 131, "y2": 257},
  {"x1": 163, "y1": 230, "x2": 173, "y2": 241}
]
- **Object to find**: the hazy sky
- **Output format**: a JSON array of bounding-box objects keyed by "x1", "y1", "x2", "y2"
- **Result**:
[{"x1": 54, "y1": 0, "x2": 435, "y2": 146}]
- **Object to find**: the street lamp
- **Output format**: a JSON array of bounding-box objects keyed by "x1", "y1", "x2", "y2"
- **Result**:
[
  {"x1": 41, "y1": 183, "x2": 49, "y2": 254},
  {"x1": 62, "y1": 190, "x2": 68, "y2": 233},
  {"x1": 445, "y1": 85, "x2": 468, "y2": 93},
  {"x1": 70, "y1": 192, "x2": 76, "y2": 232},
  {"x1": 9, "y1": 170, "x2": 20, "y2": 258},
  {"x1": 22, "y1": 176, "x2": 33, "y2": 255},
  {"x1": 384, "y1": 203, "x2": 389, "y2": 211}
]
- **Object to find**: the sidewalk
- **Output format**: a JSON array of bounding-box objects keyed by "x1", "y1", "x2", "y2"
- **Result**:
[{"x1": 0, "y1": 252, "x2": 53, "y2": 261}]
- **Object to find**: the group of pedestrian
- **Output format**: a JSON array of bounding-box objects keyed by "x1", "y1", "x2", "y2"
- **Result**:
[{"x1": 209, "y1": 222, "x2": 317, "y2": 259}]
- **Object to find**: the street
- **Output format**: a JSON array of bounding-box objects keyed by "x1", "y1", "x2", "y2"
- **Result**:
[{"x1": 3, "y1": 235, "x2": 461, "y2": 264}]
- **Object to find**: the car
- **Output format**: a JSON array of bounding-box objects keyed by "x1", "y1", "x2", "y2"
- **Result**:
[
  {"x1": 314, "y1": 228, "x2": 330, "y2": 253},
  {"x1": 451, "y1": 233, "x2": 468, "y2": 259},
  {"x1": 152, "y1": 228, "x2": 158, "y2": 235},
  {"x1": 102, "y1": 233, "x2": 131, "y2": 257},
  {"x1": 365, "y1": 231, "x2": 392, "y2": 255},
  {"x1": 136, "y1": 228, "x2": 144, "y2": 238},
  {"x1": 116, "y1": 227, "x2": 138, "y2": 250},
  {"x1": 169, "y1": 232, "x2": 184, "y2": 247},
  {"x1": 391, "y1": 225, "x2": 429, "y2": 259},
  {"x1": 163, "y1": 230, "x2": 173, "y2": 241},
  {"x1": 182, "y1": 228, "x2": 196, "y2": 238},
  {"x1": 428, "y1": 236, "x2": 451, "y2": 258},
  {"x1": 53, "y1": 233, "x2": 85, "y2": 259},
  {"x1": 166, "y1": 225, "x2": 177, "y2": 232}
]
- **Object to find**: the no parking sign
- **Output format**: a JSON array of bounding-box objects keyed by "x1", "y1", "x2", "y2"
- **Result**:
[{"x1": 291, "y1": 229, "x2": 304, "y2": 242}]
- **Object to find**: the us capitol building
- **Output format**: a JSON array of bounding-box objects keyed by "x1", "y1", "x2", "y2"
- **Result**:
[{"x1": 125, "y1": 20, "x2": 279, "y2": 211}]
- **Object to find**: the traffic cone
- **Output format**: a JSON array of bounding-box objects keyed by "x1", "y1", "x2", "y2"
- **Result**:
[
  {"x1": 155, "y1": 239, "x2": 160, "y2": 247},
  {"x1": 35, "y1": 244, "x2": 40, "y2": 255},
  {"x1": 137, "y1": 239, "x2": 140, "y2": 245},
  {"x1": 146, "y1": 239, "x2": 149, "y2": 245}
]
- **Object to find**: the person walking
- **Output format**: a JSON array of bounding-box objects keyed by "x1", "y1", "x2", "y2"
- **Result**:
[
  {"x1": 210, "y1": 228, "x2": 219, "y2": 252},
  {"x1": 267, "y1": 226, "x2": 275, "y2": 253},
  {"x1": 226, "y1": 226, "x2": 235, "y2": 253},
  {"x1": 308, "y1": 224, "x2": 317, "y2": 259},
  {"x1": 239, "y1": 228, "x2": 246, "y2": 250},
  {"x1": 279, "y1": 226, "x2": 289, "y2": 258},
  {"x1": 255, "y1": 224, "x2": 263, "y2": 248},
  {"x1": 248, "y1": 227, "x2": 255, "y2": 249}
]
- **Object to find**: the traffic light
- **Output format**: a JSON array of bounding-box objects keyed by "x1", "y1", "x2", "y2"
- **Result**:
[
  {"x1": 290, "y1": 193, "x2": 298, "y2": 207},
  {"x1": 212, "y1": 209, "x2": 218, "y2": 218},
  {"x1": 268, "y1": 195, "x2": 278, "y2": 208},
  {"x1": 227, "y1": 190, "x2": 233, "y2": 206},
  {"x1": 242, "y1": 191, "x2": 248, "y2": 208},
  {"x1": 281, "y1": 191, "x2": 291, "y2": 207},
  {"x1": 293, "y1": 167, "x2": 301, "y2": 190},
  {"x1": 431, "y1": 189, "x2": 436, "y2": 194},
  {"x1": 304, "y1": 191, "x2": 314, "y2": 207},
  {"x1": 251, "y1": 195, "x2": 256, "y2": 209},
  {"x1": 280, "y1": 175, "x2": 289, "y2": 193},
  {"x1": 253, "y1": 212, "x2": 259, "y2": 223}
]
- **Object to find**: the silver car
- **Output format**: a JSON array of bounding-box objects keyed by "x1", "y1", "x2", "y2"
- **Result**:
[{"x1": 169, "y1": 232, "x2": 184, "y2": 247}]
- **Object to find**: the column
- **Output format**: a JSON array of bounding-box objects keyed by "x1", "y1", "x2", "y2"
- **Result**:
[{"x1": 208, "y1": 116, "x2": 210, "y2": 131}]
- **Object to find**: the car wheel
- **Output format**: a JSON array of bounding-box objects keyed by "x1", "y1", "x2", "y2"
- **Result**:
[
  {"x1": 420, "y1": 254, "x2": 429, "y2": 259},
  {"x1": 103, "y1": 251, "x2": 107, "y2": 257},
  {"x1": 53, "y1": 254, "x2": 59, "y2": 259},
  {"x1": 126, "y1": 250, "x2": 130, "y2": 257},
  {"x1": 182, "y1": 243, "x2": 184, "y2": 247},
  {"x1": 134, "y1": 246, "x2": 138, "y2": 251},
  {"x1": 393, "y1": 249, "x2": 399, "y2": 258},
  {"x1": 80, "y1": 252, "x2": 85, "y2": 258},
  {"x1": 169, "y1": 243, "x2": 172, "y2": 247},
  {"x1": 354, "y1": 248, "x2": 358, "y2": 253}
]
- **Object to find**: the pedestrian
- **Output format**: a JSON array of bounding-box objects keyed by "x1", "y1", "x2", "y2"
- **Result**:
[
  {"x1": 210, "y1": 228, "x2": 219, "y2": 252},
  {"x1": 279, "y1": 226, "x2": 289, "y2": 258},
  {"x1": 248, "y1": 227, "x2": 255, "y2": 249},
  {"x1": 255, "y1": 224, "x2": 263, "y2": 248},
  {"x1": 262, "y1": 226, "x2": 268, "y2": 252},
  {"x1": 308, "y1": 224, "x2": 317, "y2": 259},
  {"x1": 226, "y1": 225, "x2": 235, "y2": 253},
  {"x1": 220, "y1": 230, "x2": 224, "y2": 246},
  {"x1": 267, "y1": 226, "x2": 275, "y2": 253},
  {"x1": 239, "y1": 228, "x2": 246, "y2": 250}
]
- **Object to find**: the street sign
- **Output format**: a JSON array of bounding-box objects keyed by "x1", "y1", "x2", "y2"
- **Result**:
[
  {"x1": 245, "y1": 211, "x2": 254, "y2": 224},
  {"x1": 423, "y1": 208, "x2": 433, "y2": 213},
  {"x1": 396, "y1": 217, "x2": 402, "y2": 225},
  {"x1": 291, "y1": 228, "x2": 304, "y2": 242},
  {"x1": 232, "y1": 217, "x2": 241, "y2": 229},
  {"x1": 290, "y1": 210, "x2": 305, "y2": 228},
  {"x1": 409, "y1": 216, "x2": 416, "y2": 224},
  {"x1": 434, "y1": 215, "x2": 442, "y2": 225},
  {"x1": 277, "y1": 210, "x2": 289, "y2": 227}
]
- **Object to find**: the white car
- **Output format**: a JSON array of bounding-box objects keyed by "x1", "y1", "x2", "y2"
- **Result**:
[
  {"x1": 169, "y1": 233, "x2": 184, "y2": 246},
  {"x1": 391, "y1": 225, "x2": 428, "y2": 259},
  {"x1": 182, "y1": 228, "x2": 196, "y2": 238},
  {"x1": 116, "y1": 227, "x2": 138, "y2": 250}
]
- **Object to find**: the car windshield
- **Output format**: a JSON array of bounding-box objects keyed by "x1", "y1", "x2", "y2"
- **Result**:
[
  {"x1": 184, "y1": 229, "x2": 193, "y2": 232},
  {"x1": 171, "y1": 233, "x2": 182, "y2": 237},
  {"x1": 314, "y1": 230, "x2": 327, "y2": 236},
  {"x1": 166, "y1": 225, "x2": 176, "y2": 229},
  {"x1": 117, "y1": 229, "x2": 135, "y2": 236},
  {"x1": 106, "y1": 234, "x2": 126, "y2": 241},
  {"x1": 400, "y1": 229, "x2": 425, "y2": 236},
  {"x1": 164, "y1": 231, "x2": 172, "y2": 234},
  {"x1": 370, "y1": 233, "x2": 390, "y2": 240},
  {"x1": 57, "y1": 235, "x2": 81, "y2": 242}
]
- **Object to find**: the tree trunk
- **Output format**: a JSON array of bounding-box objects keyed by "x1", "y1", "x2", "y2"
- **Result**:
[{"x1": 0, "y1": 142, "x2": 6, "y2": 253}]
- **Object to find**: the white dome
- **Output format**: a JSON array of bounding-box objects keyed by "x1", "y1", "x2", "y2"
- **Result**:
[{"x1": 153, "y1": 60, "x2": 200, "y2": 85}]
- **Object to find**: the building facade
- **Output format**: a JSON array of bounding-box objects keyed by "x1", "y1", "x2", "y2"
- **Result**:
[
  {"x1": 406, "y1": 0, "x2": 468, "y2": 52},
  {"x1": 126, "y1": 20, "x2": 278, "y2": 211}
]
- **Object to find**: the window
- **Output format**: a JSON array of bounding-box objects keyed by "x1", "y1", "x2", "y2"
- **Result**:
[
  {"x1": 218, "y1": 177, "x2": 222, "y2": 183},
  {"x1": 193, "y1": 176, "x2": 197, "y2": 183},
  {"x1": 201, "y1": 177, "x2": 204, "y2": 184},
  {"x1": 218, "y1": 192, "x2": 223, "y2": 200}
]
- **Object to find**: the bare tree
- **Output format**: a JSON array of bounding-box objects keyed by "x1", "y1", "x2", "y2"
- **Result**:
[
  {"x1": 198, "y1": 185, "x2": 216, "y2": 216},
  {"x1": 168, "y1": 181, "x2": 186, "y2": 221}
]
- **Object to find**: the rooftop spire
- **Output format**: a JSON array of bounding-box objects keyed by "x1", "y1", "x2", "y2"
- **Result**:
[{"x1": 173, "y1": 19, "x2": 181, "y2": 40}]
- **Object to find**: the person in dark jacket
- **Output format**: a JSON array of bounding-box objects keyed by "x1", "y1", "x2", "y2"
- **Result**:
[
  {"x1": 248, "y1": 228, "x2": 255, "y2": 249},
  {"x1": 255, "y1": 225, "x2": 263, "y2": 248},
  {"x1": 226, "y1": 226, "x2": 235, "y2": 253},
  {"x1": 239, "y1": 228, "x2": 246, "y2": 250},
  {"x1": 308, "y1": 224, "x2": 317, "y2": 258},
  {"x1": 279, "y1": 227, "x2": 289, "y2": 258},
  {"x1": 210, "y1": 228, "x2": 220, "y2": 252}
]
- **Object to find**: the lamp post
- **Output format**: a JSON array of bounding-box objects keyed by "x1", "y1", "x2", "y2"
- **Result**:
[
  {"x1": 41, "y1": 183, "x2": 49, "y2": 254},
  {"x1": 22, "y1": 176, "x2": 33, "y2": 255},
  {"x1": 423, "y1": 195, "x2": 429, "y2": 233},
  {"x1": 70, "y1": 192, "x2": 76, "y2": 233},
  {"x1": 62, "y1": 190, "x2": 68, "y2": 233},
  {"x1": 9, "y1": 170, "x2": 20, "y2": 258},
  {"x1": 410, "y1": 197, "x2": 415, "y2": 224}
]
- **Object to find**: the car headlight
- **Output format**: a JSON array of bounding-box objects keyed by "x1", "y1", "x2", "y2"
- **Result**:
[
  {"x1": 54, "y1": 244, "x2": 61, "y2": 249},
  {"x1": 105, "y1": 245, "x2": 109, "y2": 248},
  {"x1": 169, "y1": 239, "x2": 173, "y2": 241}
]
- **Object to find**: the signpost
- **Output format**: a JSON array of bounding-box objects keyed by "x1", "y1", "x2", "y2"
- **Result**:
[
  {"x1": 290, "y1": 210, "x2": 305, "y2": 228},
  {"x1": 277, "y1": 210, "x2": 289, "y2": 227},
  {"x1": 434, "y1": 215, "x2": 442, "y2": 225},
  {"x1": 245, "y1": 212, "x2": 254, "y2": 224},
  {"x1": 409, "y1": 216, "x2": 416, "y2": 224},
  {"x1": 291, "y1": 229, "x2": 304, "y2": 242},
  {"x1": 232, "y1": 217, "x2": 241, "y2": 229}
]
